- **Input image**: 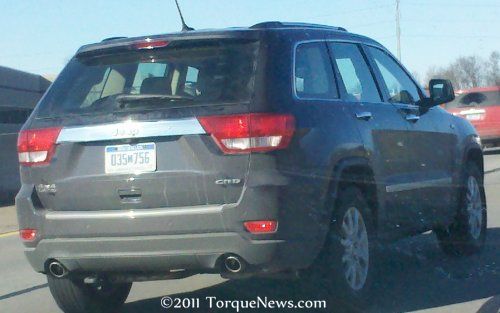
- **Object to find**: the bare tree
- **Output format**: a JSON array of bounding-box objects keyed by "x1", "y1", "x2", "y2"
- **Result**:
[
  {"x1": 486, "y1": 51, "x2": 500, "y2": 86},
  {"x1": 425, "y1": 66, "x2": 440, "y2": 84},
  {"x1": 425, "y1": 65, "x2": 460, "y2": 89},
  {"x1": 442, "y1": 66, "x2": 461, "y2": 89},
  {"x1": 454, "y1": 56, "x2": 484, "y2": 89},
  {"x1": 424, "y1": 51, "x2": 499, "y2": 90}
]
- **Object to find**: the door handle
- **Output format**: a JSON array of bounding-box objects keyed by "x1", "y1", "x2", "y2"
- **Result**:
[
  {"x1": 355, "y1": 111, "x2": 373, "y2": 120},
  {"x1": 405, "y1": 114, "x2": 420, "y2": 122}
]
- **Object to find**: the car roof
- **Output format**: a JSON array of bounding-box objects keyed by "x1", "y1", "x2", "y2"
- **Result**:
[
  {"x1": 456, "y1": 86, "x2": 500, "y2": 94},
  {"x1": 76, "y1": 21, "x2": 384, "y2": 56}
]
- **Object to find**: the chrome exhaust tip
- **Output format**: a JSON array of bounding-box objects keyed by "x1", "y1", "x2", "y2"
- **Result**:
[
  {"x1": 224, "y1": 256, "x2": 244, "y2": 273},
  {"x1": 48, "y1": 261, "x2": 68, "y2": 278}
]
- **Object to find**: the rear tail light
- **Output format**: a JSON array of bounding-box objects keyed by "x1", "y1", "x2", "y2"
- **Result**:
[
  {"x1": 20, "y1": 229, "x2": 37, "y2": 242},
  {"x1": 244, "y1": 220, "x2": 278, "y2": 234},
  {"x1": 197, "y1": 113, "x2": 295, "y2": 154},
  {"x1": 17, "y1": 127, "x2": 62, "y2": 166}
]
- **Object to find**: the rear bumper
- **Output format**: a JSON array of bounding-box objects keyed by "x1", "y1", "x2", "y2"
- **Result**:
[
  {"x1": 476, "y1": 126, "x2": 500, "y2": 143},
  {"x1": 480, "y1": 135, "x2": 500, "y2": 147},
  {"x1": 25, "y1": 233, "x2": 284, "y2": 273},
  {"x1": 16, "y1": 183, "x2": 315, "y2": 275}
]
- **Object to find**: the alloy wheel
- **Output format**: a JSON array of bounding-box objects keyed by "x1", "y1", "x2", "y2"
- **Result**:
[
  {"x1": 466, "y1": 176, "x2": 483, "y2": 240},
  {"x1": 340, "y1": 206, "x2": 369, "y2": 291}
]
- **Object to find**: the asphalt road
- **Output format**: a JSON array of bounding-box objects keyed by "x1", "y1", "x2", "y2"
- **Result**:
[{"x1": 1, "y1": 152, "x2": 500, "y2": 313}]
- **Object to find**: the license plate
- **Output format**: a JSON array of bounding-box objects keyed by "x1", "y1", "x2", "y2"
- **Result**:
[
  {"x1": 105, "y1": 143, "x2": 156, "y2": 174},
  {"x1": 465, "y1": 114, "x2": 483, "y2": 121}
]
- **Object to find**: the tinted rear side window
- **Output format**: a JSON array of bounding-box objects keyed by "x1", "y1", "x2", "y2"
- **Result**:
[
  {"x1": 35, "y1": 40, "x2": 259, "y2": 118},
  {"x1": 445, "y1": 90, "x2": 500, "y2": 109},
  {"x1": 328, "y1": 43, "x2": 381, "y2": 103},
  {"x1": 294, "y1": 42, "x2": 338, "y2": 99}
]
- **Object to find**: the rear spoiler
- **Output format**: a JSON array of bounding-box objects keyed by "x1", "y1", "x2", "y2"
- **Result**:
[{"x1": 76, "y1": 30, "x2": 261, "y2": 57}]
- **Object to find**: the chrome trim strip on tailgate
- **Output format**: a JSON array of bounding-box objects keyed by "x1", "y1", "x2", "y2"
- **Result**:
[
  {"x1": 46, "y1": 205, "x2": 223, "y2": 220},
  {"x1": 56, "y1": 119, "x2": 206, "y2": 143},
  {"x1": 386, "y1": 177, "x2": 452, "y2": 193}
]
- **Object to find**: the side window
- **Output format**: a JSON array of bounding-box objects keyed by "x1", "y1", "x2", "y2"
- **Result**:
[
  {"x1": 294, "y1": 42, "x2": 338, "y2": 99},
  {"x1": 367, "y1": 47, "x2": 421, "y2": 105},
  {"x1": 328, "y1": 42, "x2": 381, "y2": 103}
]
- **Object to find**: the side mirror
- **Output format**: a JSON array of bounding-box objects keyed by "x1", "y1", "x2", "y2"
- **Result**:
[{"x1": 429, "y1": 79, "x2": 455, "y2": 105}]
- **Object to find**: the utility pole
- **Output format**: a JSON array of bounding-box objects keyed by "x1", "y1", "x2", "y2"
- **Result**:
[{"x1": 396, "y1": 0, "x2": 402, "y2": 60}]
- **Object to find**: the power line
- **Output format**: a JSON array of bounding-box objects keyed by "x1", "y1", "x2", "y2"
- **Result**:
[
  {"x1": 402, "y1": 18, "x2": 499, "y2": 24},
  {"x1": 372, "y1": 35, "x2": 397, "y2": 40},
  {"x1": 348, "y1": 20, "x2": 393, "y2": 29},
  {"x1": 304, "y1": 3, "x2": 394, "y2": 20},
  {"x1": 405, "y1": 1, "x2": 500, "y2": 7},
  {"x1": 402, "y1": 34, "x2": 500, "y2": 39}
]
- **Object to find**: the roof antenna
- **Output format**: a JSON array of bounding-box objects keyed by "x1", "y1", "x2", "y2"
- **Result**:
[{"x1": 174, "y1": 0, "x2": 194, "y2": 32}]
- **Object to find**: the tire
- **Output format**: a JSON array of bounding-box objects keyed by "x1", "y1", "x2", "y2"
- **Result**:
[
  {"x1": 310, "y1": 186, "x2": 378, "y2": 306},
  {"x1": 47, "y1": 275, "x2": 132, "y2": 313},
  {"x1": 435, "y1": 162, "x2": 487, "y2": 256}
]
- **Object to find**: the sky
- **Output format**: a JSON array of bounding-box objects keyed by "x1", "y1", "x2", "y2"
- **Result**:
[{"x1": 1, "y1": 0, "x2": 499, "y2": 82}]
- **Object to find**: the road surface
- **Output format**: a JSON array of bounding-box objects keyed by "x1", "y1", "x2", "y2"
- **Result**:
[{"x1": 1, "y1": 152, "x2": 499, "y2": 313}]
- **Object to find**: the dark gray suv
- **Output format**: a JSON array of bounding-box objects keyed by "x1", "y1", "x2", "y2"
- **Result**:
[{"x1": 16, "y1": 22, "x2": 486, "y2": 313}]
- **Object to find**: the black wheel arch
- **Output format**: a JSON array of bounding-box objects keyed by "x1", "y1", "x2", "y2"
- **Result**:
[
  {"x1": 464, "y1": 145, "x2": 484, "y2": 176},
  {"x1": 326, "y1": 157, "x2": 379, "y2": 233},
  {"x1": 463, "y1": 144, "x2": 487, "y2": 209}
]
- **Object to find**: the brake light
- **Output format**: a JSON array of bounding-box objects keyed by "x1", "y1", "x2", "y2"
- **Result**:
[
  {"x1": 197, "y1": 113, "x2": 295, "y2": 154},
  {"x1": 244, "y1": 221, "x2": 278, "y2": 234},
  {"x1": 17, "y1": 127, "x2": 62, "y2": 166},
  {"x1": 20, "y1": 229, "x2": 37, "y2": 242},
  {"x1": 133, "y1": 39, "x2": 169, "y2": 50}
]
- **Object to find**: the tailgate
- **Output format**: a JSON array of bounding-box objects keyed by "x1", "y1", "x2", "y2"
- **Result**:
[
  {"x1": 19, "y1": 37, "x2": 260, "y2": 211},
  {"x1": 30, "y1": 116, "x2": 249, "y2": 211}
]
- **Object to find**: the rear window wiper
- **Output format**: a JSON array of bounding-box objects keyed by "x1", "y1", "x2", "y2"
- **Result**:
[
  {"x1": 115, "y1": 94, "x2": 195, "y2": 109},
  {"x1": 116, "y1": 94, "x2": 194, "y2": 103}
]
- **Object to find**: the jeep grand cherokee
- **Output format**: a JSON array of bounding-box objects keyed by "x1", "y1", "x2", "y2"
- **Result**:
[{"x1": 15, "y1": 21, "x2": 486, "y2": 313}]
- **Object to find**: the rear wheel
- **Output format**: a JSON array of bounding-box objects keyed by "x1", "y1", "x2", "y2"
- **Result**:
[
  {"x1": 47, "y1": 275, "x2": 132, "y2": 313},
  {"x1": 435, "y1": 162, "x2": 487, "y2": 256},
  {"x1": 311, "y1": 186, "x2": 378, "y2": 305}
]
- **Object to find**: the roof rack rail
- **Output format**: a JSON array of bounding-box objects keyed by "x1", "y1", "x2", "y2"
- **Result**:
[
  {"x1": 101, "y1": 36, "x2": 128, "y2": 42},
  {"x1": 250, "y1": 21, "x2": 347, "y2": 32}
]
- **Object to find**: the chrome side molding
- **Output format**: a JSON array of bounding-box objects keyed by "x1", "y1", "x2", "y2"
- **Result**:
[{"x1": 386, "y1": 177, "x2": 452, "y2": 193}]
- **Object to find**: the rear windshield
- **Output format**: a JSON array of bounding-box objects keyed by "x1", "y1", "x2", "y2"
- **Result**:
[
  {"x1": 35, "y1": 40, "x2": 259, "y2": 118},
  {"x1": 445, "y1": 90, "x2": 500, "y2": 109}
]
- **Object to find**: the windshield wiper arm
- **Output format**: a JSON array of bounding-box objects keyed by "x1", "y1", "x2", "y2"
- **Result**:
[{"x1": 115, "y1": 94, "x2": 196, "y2": 110}]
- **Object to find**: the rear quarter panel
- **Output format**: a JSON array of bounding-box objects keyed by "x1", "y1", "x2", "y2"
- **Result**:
[{"x1": 256, "y1": 31, "x2": 368, "y2": 266}]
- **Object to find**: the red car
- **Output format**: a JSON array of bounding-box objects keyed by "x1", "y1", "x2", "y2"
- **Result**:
[{"x1": 444, "y1": 86, "x2": 500, "y2": 148}]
